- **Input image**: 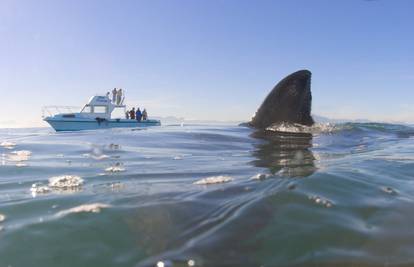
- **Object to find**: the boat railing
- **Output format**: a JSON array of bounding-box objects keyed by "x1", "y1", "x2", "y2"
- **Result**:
[{"x1": 42, "y1": 106, "x2": 81, "y2": 118}]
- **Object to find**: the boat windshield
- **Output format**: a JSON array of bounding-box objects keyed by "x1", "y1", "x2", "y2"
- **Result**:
[
  {"x1": 94, "y1": 106, "x2": 107, "y2": 113},
  {"x1": 81, "y1": 105, "x2": 91, "y2": 113}
]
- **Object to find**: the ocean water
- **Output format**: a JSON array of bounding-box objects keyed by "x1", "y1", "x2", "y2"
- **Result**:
[{"x1": 0, "y1": 123, "x2": 414, "y2": 267}]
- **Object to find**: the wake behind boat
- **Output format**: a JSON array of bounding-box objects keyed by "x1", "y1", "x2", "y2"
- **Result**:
[{"x1": 42, "y1": 92, "x2": 160, "y2": 131}]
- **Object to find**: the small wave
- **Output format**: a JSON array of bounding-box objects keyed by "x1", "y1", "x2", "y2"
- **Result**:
[
  {"x1": 194, "y1": 175, "x2": 233, "y2": 185},
  {"x1": 55, "y1": 203, "x2": 111, "y2": 217},
  {"x1": 49, "y1": 175, "x2": 84, "y2": 189}
]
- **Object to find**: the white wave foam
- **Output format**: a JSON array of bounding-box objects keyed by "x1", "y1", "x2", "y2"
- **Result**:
[
  {"x1": 0, "y1": 213, "x2": 5, "y2": 222},
  {"x1": 266, "y1": 122, "x2": 339, "y2": 135},
  {"x1": 55, "y1": 203, "x2": 111, "y2": 217},
  {"x1": 49, "y1": 175, "x2": 84, "y2": 189},
  {"x1": 194, "y1": 175, "x2": 233, "y2": 185}
]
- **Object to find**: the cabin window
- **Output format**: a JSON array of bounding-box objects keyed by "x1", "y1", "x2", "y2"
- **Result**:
[
  {"x1": 63, "y1": 114, "x2": 76, "y2": 118},
  {"x1": 93, "y1": 106, "x2": 107, "y2": 113},
  {"x1": 81, "y1": 106, "x2": 91, "y2": 113}
]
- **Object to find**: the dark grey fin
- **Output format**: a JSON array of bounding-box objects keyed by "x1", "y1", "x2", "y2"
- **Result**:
[{"x1": 249, "y1": 70, "x2": 314, "y2": 129}]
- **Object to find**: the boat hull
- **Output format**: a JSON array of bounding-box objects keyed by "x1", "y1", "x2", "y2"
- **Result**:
[{"x1": 44, "y1": 118, "x2": 161, "y2": 131}]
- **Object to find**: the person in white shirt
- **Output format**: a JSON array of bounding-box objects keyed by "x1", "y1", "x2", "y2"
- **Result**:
[
  {"x1": 142, "y1": 109, "x2": 148, "y2": 121},
  {"x1": 117, "y1": 89, "x2": 123, "y2": 105}
]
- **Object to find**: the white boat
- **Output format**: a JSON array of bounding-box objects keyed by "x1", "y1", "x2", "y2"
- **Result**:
[{"x1": 43, "y1": 95, "x2": 161, "y2": 131}]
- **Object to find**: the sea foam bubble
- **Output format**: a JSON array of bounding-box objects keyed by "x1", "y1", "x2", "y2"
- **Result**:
[
  {"x1": 49, "y1": 175, "x2": 84, "y2": 189},
  {"x1": 194, "y1": 175, "x2": 233, "y2": 185}
]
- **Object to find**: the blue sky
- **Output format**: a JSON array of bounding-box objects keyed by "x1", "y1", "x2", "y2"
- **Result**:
[{"x1": 1, "y1": 0, "x2": 413, "y2": 127}]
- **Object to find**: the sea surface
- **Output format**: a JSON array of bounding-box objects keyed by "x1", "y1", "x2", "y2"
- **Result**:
[{"x1": 0, "y1": 123, "x2": 414, "y2": 267}]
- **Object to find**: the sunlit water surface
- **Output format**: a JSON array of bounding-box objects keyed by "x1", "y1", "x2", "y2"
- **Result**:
[{"x1": 0, "y1": 123, "x2": 414, "y2": 267}]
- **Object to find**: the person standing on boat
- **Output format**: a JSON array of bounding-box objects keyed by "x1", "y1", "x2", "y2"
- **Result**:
[
  {"x1": 117, "y1": 89, "x2": 123, "y2": 105},
  {"x1": 125, "y1": 110, "x2": 130, "y2": 119},
  {"x1": 136, "y1": 108, "x2": 142, "y2": 122},
  {"x1": 112, "y1": 88, "x2": 117, "y2": 103},
  {"x1": 106, "y1": 92, "x2": 110, "y2": 99},
  {"x1": 129, "y1": 108, "x2": 135, "y2": 120},
  {"x1": 142, "y1": 109, "x2": 148, "y2": 121}
]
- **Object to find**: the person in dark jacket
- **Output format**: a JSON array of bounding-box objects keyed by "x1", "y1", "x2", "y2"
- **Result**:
[
  {"x1": 129, "y1": 108, "x2": 135, "y2": 120},
  {"x1": 136, "y1": 108, "x2": 142, "y2": 122}
]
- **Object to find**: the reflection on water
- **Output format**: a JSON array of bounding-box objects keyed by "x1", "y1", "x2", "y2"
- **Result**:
[{"x1": 250, "y1": 130, "x2": 316, "y2": 177}]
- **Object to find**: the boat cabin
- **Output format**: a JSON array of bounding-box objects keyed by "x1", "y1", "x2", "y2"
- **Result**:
[{"x1": 79, "y1": 95, "x2": 125, "y2": 119}]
